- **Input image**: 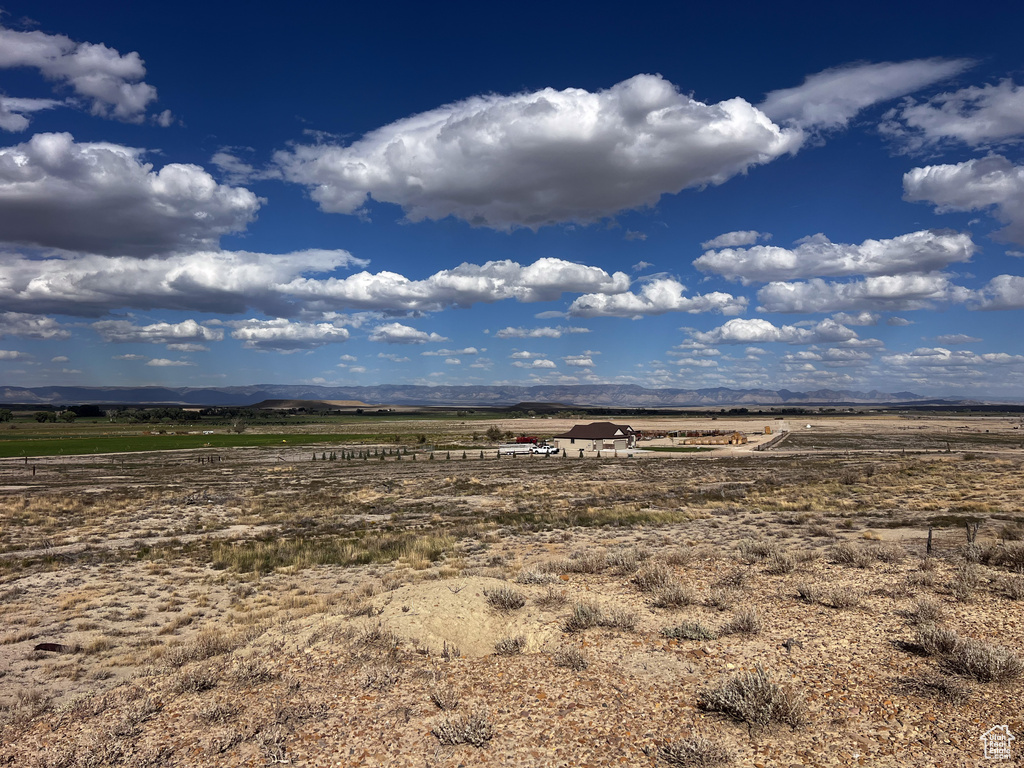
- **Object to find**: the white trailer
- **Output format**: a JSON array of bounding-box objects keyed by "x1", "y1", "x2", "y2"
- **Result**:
[{"x1": 498, "y1": 443, "x2": 538, "y2": 455}]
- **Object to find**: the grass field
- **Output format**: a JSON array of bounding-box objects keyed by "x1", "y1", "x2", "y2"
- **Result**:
[{"x1": 0, "y1": 431, "x2": 381, "y2": 458}]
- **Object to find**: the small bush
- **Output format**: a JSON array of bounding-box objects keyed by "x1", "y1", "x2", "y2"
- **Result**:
[
  {"x1": 493, "y1": 635, "x2": 526, "y2": 656},
  {"x1": 794, "y1": 582, "x2": 820, "y2": 603},
  {"x1": 362, "y1": 662, "x2": 401, "y2": 691},
  {"x1": 432, "y1": 710, "x2": 494, "y2": 747},
  {"x1": 230, "y1": 657, "x2": 279, "y2": 687},
  {"x1": 825, "y1": 587, "x2": 861, "y2": 610},
  {"x1": 553, "y1": 647, "x2": 589, "y2": 671},
  {"x1": 171, "y1": 665, "x2": 218, "y2": 694},
  {"x1": 601, "y1": 606, "x2": 638, "y2": 631},
  {"x1": 827, "y1": 543, "x2": 873, "y2": 569},
  {"x1": 607, "y1": 546, "x2": 648, "y2": 574},
  {"x1": 483, "y1": 585, "x2": 526, "y2": 611},
  {"x1": 705, "y1": 588, "x2": 735, "y2": 611},
  {"x1": 563, "y1": 601, "x2": 602, "y2": 633},
  {"x1": 698, "y1": 665, "x2": 806, "y2": 729},
  {"x1": 917, "y1": 624, "x2": 959, "y2": 656},
  {"x1": 738, "y1": 540, "x2": 778, "y2": 563},
  {"x1": 871, "y1": 543, "x2": 906, "y2": 563},
  {"x1": 999, "y1": 542, "x2": 1024, "y2": 572},
  {"x1": 661, "y1": 621, "x2": 718, "y2": 641},
  {"x1": 515, "y1": 569, "x2": 557, "y2": 585},
  {"x1": 430, "y1": 683, "x2": 460, "y2": 711},
  {"x1": 658, "y1": 735, "x2": 735, "y2": 767},
  {"x1": 651, "y1": 582, "x2": 697, "y2": 609},
  {"x1": 721, "y1": 606, "x2": 762, "y2": 635},
  {"x1": 944, "y1": 637, "x2": 1024, "y2": 683},
  {"x1": 662, "y1": 547, "x2": 694, "y2": 567},
  {"x1": 356, "y1": 623, "x2": 400, "y2": 653},
  {"x1": 1002, "y1": 575, "x2": 1024, "y2": 600},
  {"x1": 633, "y1": 562, "x2": 674, "y2": 592},
  {"x1": 905, "y1": 598, "x2": 945, "y2": 625},
  {"x1": 764, "y1": 551, "x2": 796, "y2": 575},
  {"x1": 949, "y1": 562, "x2": 981, "y2": 602},
  {"x1": 535, "y1": 585, "x2": 568, "y2": 609}
]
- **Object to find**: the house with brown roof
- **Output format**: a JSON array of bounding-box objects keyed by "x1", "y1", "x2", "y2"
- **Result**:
[{"x1": 553, "y1": 422, "x2": 636, "y2": 452}]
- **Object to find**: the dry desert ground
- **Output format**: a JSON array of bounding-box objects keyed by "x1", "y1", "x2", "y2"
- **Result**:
[{"x1": 1, "y1": 414, "x2": 1023, "y2": 767}]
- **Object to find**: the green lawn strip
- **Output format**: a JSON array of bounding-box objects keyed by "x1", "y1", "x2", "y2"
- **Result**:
[{"x1": 0, "y1": 432, "x2": 380, "y2": 458}]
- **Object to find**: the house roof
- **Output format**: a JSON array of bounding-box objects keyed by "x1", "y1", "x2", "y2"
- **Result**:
[{"x1": 553, "y1": 422, "x2": 634, "y2": 439}]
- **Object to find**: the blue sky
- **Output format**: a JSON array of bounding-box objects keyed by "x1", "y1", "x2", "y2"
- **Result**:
[{"x1": 2, "y1": 2, "x2": 1024, "y2": 397}]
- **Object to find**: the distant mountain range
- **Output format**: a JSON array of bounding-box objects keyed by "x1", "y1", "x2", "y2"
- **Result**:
[{"x1": 0, "y1": 384, "x2": 954, "y2": 407}]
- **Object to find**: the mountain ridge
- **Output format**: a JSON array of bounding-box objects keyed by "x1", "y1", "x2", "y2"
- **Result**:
[{"x1": 0, "y1": 384, "x2": 953, "y2": 407}]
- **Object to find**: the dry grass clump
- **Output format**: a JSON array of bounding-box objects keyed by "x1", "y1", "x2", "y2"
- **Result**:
[
  {"x1": 429, "y1": 683, "x2": 460, "y2": 711},
  {"x1": 827, "y1": 542, "x2": 875, "y2": 569},
  {"x1": 794, "y1": 582, "x2": 821, "y2": 603},
  {"x1": 651, "y1": 582, "x2": 697, "y2": 609},
  {"x1": 432, "y1": 710, "x2": 494, "y2": 747},
  {"x1": 163, "y1": 628, "x2": 242, "y2": 668},
  {"x1": 514, "y1": 568, "x2": 557, "y2": 585},
  {"x1": 356, "y1": 622, "x2": 400, "y2": 654},
  {"x1": 535, "y1": 585, "x2": 568, "y2": 609},
  {"x1": 632, "y1": 561, "x2": 674, "y2": 592},
  {"x1": 606, "y1": 546, "x2": 648, "y2": 574},
  {"x1": 170, "y1": 665, "x2": 218, "y2": 694},
  {"x1": 362, "y1": 662, "x2": 401, "y2": 691},
  {"x1": 949, "y1": 562, "x2": 981, "y2": 602},
  {"x1": 552, "y1": 647, "x2": 589, "y2": 671},
  {"x1": 661, "y1": 620, "x2": 718, "y2": 641},
  {"x1": 483, "y1": 585, "x2": 526, "y2": 611},
  {"x1": 916, "y1": 624, "x2": 960, "y2": 656},
  {"x1": 720, "y1": 606, "x2": 762, "y2": 635},
  {"x1": 548, "y1": 549, "x2": 608, "y2": 574},
  {"x1": 493, "y1": 635, "x2": 526, "y2": 656},
  {"x1": 698, "y1": 665, "x2": 807, "y2": 729},
  {"x1": 737, "y1": 539, "x2": 778, "y2": 563},
  {"x1": 662, "y1": 547, "x2": 694, "y2": 567},
  {"x1": 658, "y1": 735, "x2": 735, "y2": 767},
  {"x1": 763, "y1": 551, "x2": 796, "y2": 575},
  {"x1": 824, "y1": 587, "x2": 862, "y2": 610},
  {"x1": 904, "y1": 598, "x2": 945, "y2": 625},
  {"x1": 1002, "y1": 575, "x2": 1024, "y2": 600},
  {"x1": 229, "y1": 656, "x2": 279, "y2": 687},
  {"x1": 996, "y1": 542, "x2": 1024, "y2": 572},
  {"x1": 944, "y1": 637, "x2": 1024, "y2": 683},
  {"x1": 705, "y1": 588, "x2": 736, "y2": 611},
  {"x1": 0, "y1": 687, "x2": 53, "y2": 727},
  {"x1": 562, "y1": 601, "x2": 637, "y2": 633}
]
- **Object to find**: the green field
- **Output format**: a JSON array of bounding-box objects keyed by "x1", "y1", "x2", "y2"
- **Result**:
[{"x1": 0, "y1": 431, "x2": 383, "y2": 458}]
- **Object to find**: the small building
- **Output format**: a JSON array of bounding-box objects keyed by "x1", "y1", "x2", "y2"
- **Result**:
[{"x1": 553, "y1": 422, "x2": 636, "y2": 452}]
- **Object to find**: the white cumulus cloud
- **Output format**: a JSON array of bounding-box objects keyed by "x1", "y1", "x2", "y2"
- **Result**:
[
  {"x1": 368, "y1": 322, "x2": 447, "y2": 344},
  {"x1": 0, "y1": 95, "x2": 61, "y2": 131},
  {"x1": 757, "y1": 274, "x2": 968, "y2": 313},
  {"x1": 568, "y1": 278, "x2": 746, "y2": 318},
  {"x1": 0, "y1": 133, "x2": 261, "y2": 256},
  {"x1": 511, "y1": 359, "x2": 557, "y2": 369},
  {"x1": 904, "y1": 155, "x2": 1024, "y2": 245},
  {"x1": 145, "y1": 358, "x2": 194, "y2": 367},
  {"x1": 0, "y1": 311, "x2": 70, "y2": 339},
  {"x1": 229, "y1": 318, "x2": 350, "y2": 351},
  {"x1": 694, "y1": 230, "x2": 974, "y2": 283},
  {"x1": 495, "y1": 326, "x2": 590, "y2": 339},
  {"x1": 91, "y1": 318, "x2": 223, "y2": 344},
  {"x1": 276, "y1": 73, "x2": 799, "y2": 230},
  {"x1": 0, "y1": 23, "x2": 160, "y2": 124},
  {"x1": 692, "y1": 317, "x2": 860, "y2": 345},
  {"x1": 700, "y1": 230, "x2": 771, "y2": 250}
]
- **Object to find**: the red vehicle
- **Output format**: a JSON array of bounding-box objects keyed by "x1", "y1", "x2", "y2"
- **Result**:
[{"x1": 515, "y1": 436, "x2": 539, "y2": 444}]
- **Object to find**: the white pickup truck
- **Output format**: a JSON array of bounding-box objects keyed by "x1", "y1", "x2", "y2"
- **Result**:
[{"x1": 498, "y1": 443, "x2": 557, "y2": 455}]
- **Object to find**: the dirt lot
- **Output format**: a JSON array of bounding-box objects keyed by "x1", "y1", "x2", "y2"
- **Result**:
[{"x1": 1, "y1": 416, "x2": 1022, "y2": 767}]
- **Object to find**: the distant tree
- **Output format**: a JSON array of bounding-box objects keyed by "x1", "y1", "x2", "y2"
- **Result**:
[
  {"x1": 0, "y1": 409, "x2": 12, "y2": 422},
  {"x1": 484, "y1": 426, "x2": 503, "y2": 442},
  {"x1": 35, "y1": 411, "x2": 56, "y2": 423},
  {"x1": 230, "y1": 418, "x2": 247, "y2": 434},
  {"x1": 58, "y1": 410, "x2": 77, "y2": 422}
]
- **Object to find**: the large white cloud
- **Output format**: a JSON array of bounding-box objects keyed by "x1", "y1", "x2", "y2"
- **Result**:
[
  {"x1": 692, "y1": 318, "x2": 860, "y2": 345},
  {"x1": 0, "y1": 311, "x2": 70, "y2": 339},
  {"x1": 0, "y1": 248, "x2": 362, "y2": 316},
  {"x1": 760, "y1": 59, "x2": 972, "y2": 131},
  {"x1": 882, "y1": 79, "x2": 1024, "y2": 149},
  {"x1": 229, "y1": 318, "x2": 351, "y2": 351},
  {"x1": 91, "y1": 318, "x2": 224, "y2": 344},
  {"x1": 368, "y1": 322, "x2": 447, "y2": 344},
  {"x1": 0, "y1": 24, "x2": 159, "y2": 124},
  {"x1": 276, "y1": 74, "x2": 800, "y2": 230},
  {"x1": 282, "y1": 257, "x2": 629, "y2": 312},
  {"x1": 567, "y1": 278, "x2": 746, "y2": 318},
  {"x1": 756, "y1": 274, "x2": 968, "y2": 313},
  {"x1": 971, "y1": 274, "x2": 1024, "y2": 309},
  {"x1": 494, "y1": 326, "x2": 589, "y2": 339},
  {"x1": 694, "y1": 230, "x2": 975, "y2": 283},
  {"x1": 904, "y1": 155, "x2": 1024, "y2": 245},
  {"x1": 0, "y1": 133, "x2": 261, "y2": 256},
  {"x1": 882, "y1": 347, "x2": 1024, "y2": 368}
]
